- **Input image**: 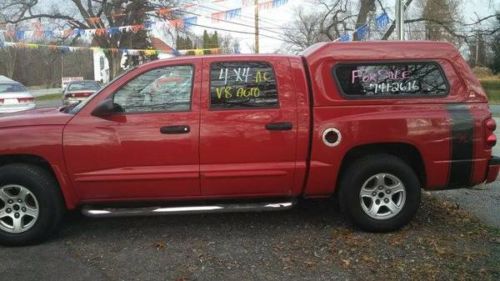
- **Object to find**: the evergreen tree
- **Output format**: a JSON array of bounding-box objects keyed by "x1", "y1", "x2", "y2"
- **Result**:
[
  {"x1": 176, "y1": 35, "x2": 194, "y2": 50},
  {"x1": 176, "y1": 35, "x2": 183, "y2": 49},
  {"x1": 203, "y1": 30, "x2": 210, "y2": 49},
  {"x1": 211, "y1": 31, "x2": 219, "y2": 49},
  {"x1": 186, "y1": 37, "x2": 193, "y2": 49}
]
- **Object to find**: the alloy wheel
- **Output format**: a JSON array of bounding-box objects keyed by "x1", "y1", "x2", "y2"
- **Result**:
[
  {"x1": 0, "y1": 185, "x2": 39, "y2": 233},
  {"x1": 359, "y1": 173, "x2": 406, "y2": 220}
]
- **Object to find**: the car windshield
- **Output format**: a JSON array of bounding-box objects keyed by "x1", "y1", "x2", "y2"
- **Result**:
[
  {"x1": 68, "y1": 81, "x2": 100, "y2": 91},
  {"x1": 0, "y1": 83, "x2": 27, "y2": 93}
]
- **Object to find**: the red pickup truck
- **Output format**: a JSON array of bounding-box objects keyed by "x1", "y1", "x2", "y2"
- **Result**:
[{"x1": 0, "y1": 41, "x2": 497, "y2": 245}]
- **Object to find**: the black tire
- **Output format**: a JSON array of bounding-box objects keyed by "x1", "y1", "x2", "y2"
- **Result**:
[
  {"x1": 338, "y1": 154, "x2": 421, "y2": 232},
  {"x1": 0, "y1": 164, "x2": 65, "y2": 246}
]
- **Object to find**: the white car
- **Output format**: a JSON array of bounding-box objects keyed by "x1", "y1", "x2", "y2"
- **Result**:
[
  {"x1": 62, "y1": 80, "x2": 101, "y2": 105},
  {"x1": 0, "y1": 76, "x2": 36, "y2": 113}
]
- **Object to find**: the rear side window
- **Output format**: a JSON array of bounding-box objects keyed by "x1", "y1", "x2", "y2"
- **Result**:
[
  {"x1": 68, "y1": 81, "x2": 100, "y2": 91},
  {"x1": 0, "y1": 83, "x2": 26, "y2": 93},
  {"x1": 333, "y1": 62, "x2": 449, "y2": 98},
  {"x1": 210, "y1": 61, "x2": 279, "y2": 109}
]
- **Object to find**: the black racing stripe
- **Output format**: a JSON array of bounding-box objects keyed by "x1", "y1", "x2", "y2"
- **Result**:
[{"x1": 447, "y1": 104, "x2": 474, "y2": 188}]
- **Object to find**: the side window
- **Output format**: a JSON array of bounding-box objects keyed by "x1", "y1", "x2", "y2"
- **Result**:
[
  {"x1": 113, "y1": 65, "x2": 193, "y2": 113},
  {"x1": 210, "y1": 61, "x2": 278, "y2": 109},
  {"x1": 333, "y1": 62, "x2": 449, "y2": 98}
]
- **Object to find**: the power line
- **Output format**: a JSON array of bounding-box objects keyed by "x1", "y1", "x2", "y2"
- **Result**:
[
  {"x1": 195, "y1": 3, "x2": 285, "y2": 29},
  {"x1": 178, "y1": 9, "x2": 285, "y2": 38},
  {"x1": 203, "y1": 1, "x2": 284, "y2": 27},
  {"x1": 180, "y1": 21, "x2": 285, "y2": 42}
]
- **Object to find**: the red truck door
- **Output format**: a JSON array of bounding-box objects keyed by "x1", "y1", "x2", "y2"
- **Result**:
[
  {"x1": 63, "y1": 60, "x2": 201, "y2": 201},
  {"x1": 200, "y1": 57, "x2": 298, "y2": 196}
]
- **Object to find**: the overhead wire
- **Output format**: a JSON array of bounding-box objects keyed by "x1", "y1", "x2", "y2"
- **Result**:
[
  {"x1": 177, "y1": 21, "x2": 292, "y2": 43},
  {"x1": 177, "y1": 9, "x2": 286, "y2": 38},
  {"x1": 195, "y1": 2, "x2": 287, "y2": 29}
]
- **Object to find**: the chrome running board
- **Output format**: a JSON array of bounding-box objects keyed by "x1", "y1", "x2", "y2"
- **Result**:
[{"x1": 81, "y1": 201, "x2": 296, "y2": 218}]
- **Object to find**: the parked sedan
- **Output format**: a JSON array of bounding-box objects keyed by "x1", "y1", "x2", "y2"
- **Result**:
[
  {"x1": 63, "y1": 80, "x2": 101, "y2": 105},
  {"x1": 0, "y1": 77, "x2": 36, "y2": 113}
]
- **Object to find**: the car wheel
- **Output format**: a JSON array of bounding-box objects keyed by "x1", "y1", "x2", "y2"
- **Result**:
[
  {"x1": 338, "y1": 154, "x2": 421, "y2": 232},
  {"x1": 0, "y1": 164, "x2": 64, "y2": 246}
]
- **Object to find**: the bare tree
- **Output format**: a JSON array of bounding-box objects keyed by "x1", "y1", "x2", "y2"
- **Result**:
[
  {"x1": 317, "y1": 0, "x2": 356, "y2": 40},
  {"x1": 354, "y1": 0, "x2": 376, "y2": 41},
  {"x1": 0, "y1": 22, "x2": 18, "y2": 78},
  {"x1": 381, "y1": 0, "x2": 498, "y2": 43},
  {"x1": 281, "y1": 9, "x2": 327, "y2": 53},
  {"x1": 280, "y1": 0, "x2": 356, "y2": 53},
  {"x1": 218, "y1": 34, "x2": 240, "y2": 54},
  {"x1": 421, "y1": 0, "x2": 461, "y2": 41},
  {"x1": 0, "y1": 0, "x2": 179, "y2": 79},
  {"x1": 0, "y1": 47, "x2": 18, "y2": 78}
]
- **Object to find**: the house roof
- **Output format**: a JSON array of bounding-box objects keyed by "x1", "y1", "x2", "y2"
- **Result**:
[{"x1": 150, "y1": 37, "x2": 174, "y2": 52}]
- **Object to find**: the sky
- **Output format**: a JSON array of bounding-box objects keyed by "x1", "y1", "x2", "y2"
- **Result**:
[{"x1": 463, "y1": 0, "x2": 498, "y2": 21}]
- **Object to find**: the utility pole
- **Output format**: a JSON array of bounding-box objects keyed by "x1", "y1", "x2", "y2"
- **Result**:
[
  {"x1": 395, "y1": 0, "x2": 405, "y2": 40},
  {"x1": 254, "y1": 0, "x2": 259, "y2": 54}
]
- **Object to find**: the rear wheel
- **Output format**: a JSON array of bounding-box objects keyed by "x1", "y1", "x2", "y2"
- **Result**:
[
  {"x1": 338, "y1": 154, "x2": 421, "y2": 232},
  {"x1": 0, "y1": 164, "x2": 64, "y2": 246}
]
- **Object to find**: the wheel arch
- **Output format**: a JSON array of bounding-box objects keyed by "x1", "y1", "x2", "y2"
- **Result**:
[
  {"x1": 0, "y1": 154, "x2": 77, "y2": 209},
  {"x1": 336, "y1": 142, "x2": 426, "y2": 194}
]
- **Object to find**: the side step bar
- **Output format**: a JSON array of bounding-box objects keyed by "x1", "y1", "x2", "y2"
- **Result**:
[{"x1": 81, "y1": 201, "x2": 296, "y2": 218}]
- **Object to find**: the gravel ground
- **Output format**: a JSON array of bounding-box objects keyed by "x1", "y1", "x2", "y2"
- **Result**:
[
  {"x1": 431, "y1": 118, "x2": 500, "y2": 229},
  {"x1": 0, "y1": 195, "x2": 498, "y2": 281},
  {"x1": 432, "y1": 182, "x2": 500, "y2": 228}
]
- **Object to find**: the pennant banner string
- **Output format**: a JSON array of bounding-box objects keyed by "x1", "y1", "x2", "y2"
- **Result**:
[{"x1": 1, "y1": 41, "x2": 220, "y2": 56}]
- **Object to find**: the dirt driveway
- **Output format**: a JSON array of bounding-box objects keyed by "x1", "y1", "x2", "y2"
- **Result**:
[{"x1": 0, "y1": 194, "x2": 498, "y2": 281}]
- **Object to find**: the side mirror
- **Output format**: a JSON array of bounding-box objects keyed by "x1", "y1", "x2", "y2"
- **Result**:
[{"x1": 91, "y1": 98, "x2": 123, "y2": 117}]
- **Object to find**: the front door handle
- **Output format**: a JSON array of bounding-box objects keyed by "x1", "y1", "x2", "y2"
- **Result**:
[
  {"x1": 265, "y1": 122, "x2": 293, "y2": 131},
  {"x1": 160, "y1": 125, "x2": 190, "y2": 134}
]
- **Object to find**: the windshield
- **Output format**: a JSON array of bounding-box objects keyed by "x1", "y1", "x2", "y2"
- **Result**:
[
  {"x1": 68, "y1": 81, "x2": 100, "y2": 91},
  {"x1": 0, "y1": 83, "x2": 27, "y2": 93},
  {"x1": 66, "y1": 67, "x2": 136, "y2": 114}
]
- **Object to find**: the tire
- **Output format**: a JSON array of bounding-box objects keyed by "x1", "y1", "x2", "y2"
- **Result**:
[
  {"x1": 338, "y1": 154, "x2": 421, "y2": 232},
  {"x1": 0, "y1": 164, "x2": 65, "y2": 246}
]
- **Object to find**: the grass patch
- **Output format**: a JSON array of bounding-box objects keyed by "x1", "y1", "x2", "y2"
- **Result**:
[
  {"x1": 35, "y1": 93, "x2": 61, "y2": 101},
  {"x1": 482, "y1": 79, "x2": 500, "y2": 104}
]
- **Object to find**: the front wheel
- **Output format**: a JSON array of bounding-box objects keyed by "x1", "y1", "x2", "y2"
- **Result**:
[
  {"x1": 338, "y1": 154, "x2": 421, "y2": 232},
  {"x1": 0, "y1": 164, "x2": 64, "y2": 246}
]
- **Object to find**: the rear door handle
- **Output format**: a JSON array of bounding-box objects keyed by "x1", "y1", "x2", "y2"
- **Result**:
[
  {"x1": 265, "y1": 122, "x2": 293, "y2": 131},
  {"x1": 160, "y1": 125, "x2": 190, "y2": 134}
]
